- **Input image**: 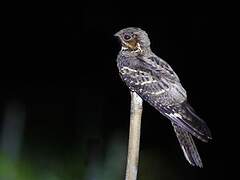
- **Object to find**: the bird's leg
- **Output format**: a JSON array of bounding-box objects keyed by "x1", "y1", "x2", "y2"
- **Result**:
[{"x1": 125, "y1": 91, "x2": 143, "y2": 180}]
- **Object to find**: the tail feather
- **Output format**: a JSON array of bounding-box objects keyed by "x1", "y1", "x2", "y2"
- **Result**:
[{"x1": 172, "y1": 123, "x2": 203, "y2": 167}]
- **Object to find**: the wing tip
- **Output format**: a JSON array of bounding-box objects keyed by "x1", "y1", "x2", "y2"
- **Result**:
[{"x1": 184, "y1": 102, "x2": 213, "y2": 141}]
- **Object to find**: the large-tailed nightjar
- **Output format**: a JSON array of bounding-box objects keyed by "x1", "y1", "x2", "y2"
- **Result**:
[{"x1": 114, "y1": 27, "x2": 212, "y2": 167}]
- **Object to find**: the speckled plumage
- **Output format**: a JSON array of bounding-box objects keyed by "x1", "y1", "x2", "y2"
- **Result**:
[{"x1": 115, "y1": 27, "x2": 212, "y2": 167}]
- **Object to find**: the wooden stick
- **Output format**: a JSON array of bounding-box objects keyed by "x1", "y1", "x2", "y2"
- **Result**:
[{"x1": 125, "y1": 92, "x2": 143, "y2": 180}]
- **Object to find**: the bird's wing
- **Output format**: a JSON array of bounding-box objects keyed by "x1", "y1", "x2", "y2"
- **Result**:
[
  {"x1": 119, "y1": 56, "x2": 212, "y2": 141},
  {"x1": 147, "y1": 56, "x2": 181, "y2": 83},
  {"x1": 172, "y1": 122, "x2": 203, "y2": 167},
  {"x1": 162, "y1": 102, "x2": 212, "y2": 142},
  {"x1": 119, "y1": 56, "x2": 186, "y2": 103}
]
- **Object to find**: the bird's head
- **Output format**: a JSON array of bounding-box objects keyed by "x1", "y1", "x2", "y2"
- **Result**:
[{"x1": 114, "y1": 27, "x2": 150, "y2": 53}]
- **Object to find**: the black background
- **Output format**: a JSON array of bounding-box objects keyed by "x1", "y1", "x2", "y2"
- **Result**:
[{"x1": 0, "y1": 4, "x2": 234, "y2": 180}]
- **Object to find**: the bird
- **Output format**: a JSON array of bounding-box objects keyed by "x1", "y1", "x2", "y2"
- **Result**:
[{"x1": 114, "y1": 27, "x2": 212, "y2": 167}]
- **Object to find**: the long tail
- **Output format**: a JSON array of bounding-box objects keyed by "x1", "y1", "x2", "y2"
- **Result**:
[{"x1": 172, "y1": 122, "x2": 203, "y2": 167}]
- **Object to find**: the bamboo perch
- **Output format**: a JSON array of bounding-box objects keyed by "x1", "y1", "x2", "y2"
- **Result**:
[{"x1": 125, "y1": 92, "x2": 143, "y2": 180}]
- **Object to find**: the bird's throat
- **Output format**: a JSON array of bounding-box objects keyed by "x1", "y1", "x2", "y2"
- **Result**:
[{"x1": 122, "y1": 41, "x2": 143, "y2": 54}]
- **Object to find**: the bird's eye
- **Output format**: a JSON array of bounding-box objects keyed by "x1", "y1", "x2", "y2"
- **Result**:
[{"x1": 123, "y1": 34, "x2": 132, "y2": 41}]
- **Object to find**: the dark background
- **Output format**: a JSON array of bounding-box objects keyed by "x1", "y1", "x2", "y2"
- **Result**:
[{"x1": 0, "y1": 4, "x2": 233, "y2": 180}]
